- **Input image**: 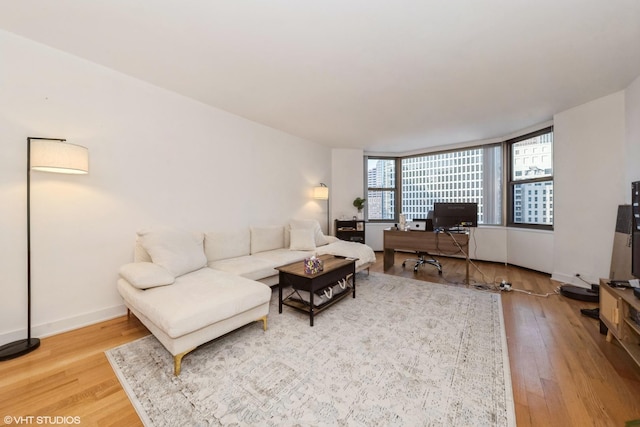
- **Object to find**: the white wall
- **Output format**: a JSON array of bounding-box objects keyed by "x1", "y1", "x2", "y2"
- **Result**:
[
  {"x1": 473, "y1": 227, "x2": 506, "y2": 263},
  {"x1": 331, "y1": 148, "x2": 365, "y2": 233},
  {"x1": 465, "y1": 227, "x2": 553, "y2": 274},
  {"x1": 507, "y1": 229, "x2": 554, "y2": 273},
  {"x1": 626, "y1": 75, "x2": 640, "y2": 187},
  {"x1": 0, "y1": 31, "x2": 331, "y2": 344},
  {"x1": 552, "y1": 92, "x2": 627, "y2": 285}
]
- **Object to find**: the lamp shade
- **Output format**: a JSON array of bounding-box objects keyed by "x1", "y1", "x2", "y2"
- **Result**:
[
  {"x1": 313, "y1": 185, "x2": 329, "y2": 200},
  {"x1": 30, "y1": 139, "x2": 89, "y2": 174}
]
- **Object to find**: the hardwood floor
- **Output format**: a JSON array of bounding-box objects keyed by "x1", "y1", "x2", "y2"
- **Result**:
[
  {"x1": 1, "y1": 252, "x2": 639, "y2": 426},
  {"x1": 0, "y1": 315, "x2": 148, "y2": 427}
]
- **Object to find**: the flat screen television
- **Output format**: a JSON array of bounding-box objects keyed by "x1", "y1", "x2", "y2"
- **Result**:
[
  {"x1": 632, "y1": 181, "x2": 640, "y2": 279},
  {"x1": 433, "y1": 202, "x2": 478, "y2": 229}
]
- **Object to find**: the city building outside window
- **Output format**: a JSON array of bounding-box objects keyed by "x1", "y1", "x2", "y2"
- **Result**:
[
  {"x1": 366, "y1": 158, "x2": 396, "y2": 220},
  {"x1": 366, "y1": 144, "x2": 502, "y2": 225},
  {"x1": 366, "y1": 127, "x2": 551, "y2": 229},
  {"x1": 399, "y1": 145, "x2": 502, "y2": 225},
  {"x1": 507, "y1": 127, "x2": 554, "y2": 229}
]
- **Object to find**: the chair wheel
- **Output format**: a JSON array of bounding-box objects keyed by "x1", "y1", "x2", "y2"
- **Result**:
[
  {"x1": 438, "y1": 270, "x2": 443, "y2": 275},
  {"x1": 402, "y1": 262, "x2": 406, "y2": 267}
]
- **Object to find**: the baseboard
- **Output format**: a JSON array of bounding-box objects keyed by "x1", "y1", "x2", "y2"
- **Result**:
[
  {"x1": 0, "y1": 304, "x2": 127, "y2": 345},
  {"x1": 551, "y1": 272, "x2": 592, "y2": 289}
]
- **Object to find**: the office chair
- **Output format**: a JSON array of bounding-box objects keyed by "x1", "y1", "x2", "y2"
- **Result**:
[
  {"x1": 401, "y1": 211, "x2": 442, "y2": 274},
  {"x1": 402, "y1": 252, "x2": 442, "y2": 274}
]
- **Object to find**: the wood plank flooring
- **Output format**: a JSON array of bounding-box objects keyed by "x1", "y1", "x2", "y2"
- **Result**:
[{"x1": 1, "y1": 252, "x2": 639, "y2": 426}]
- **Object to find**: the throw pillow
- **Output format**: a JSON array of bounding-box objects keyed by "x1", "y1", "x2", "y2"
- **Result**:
[
  {"x1": 119, "y1": 262, "x2": 175, "y2": 289},
  {"x1": 289, "y1": 219, "x2": 328, "y2": 246},
  {"x1": 138, "y1": 228, "x2": 207, "y2": 277},
  {"x1": 289, "y1": 228, "x2": 317, "y2": 251}
]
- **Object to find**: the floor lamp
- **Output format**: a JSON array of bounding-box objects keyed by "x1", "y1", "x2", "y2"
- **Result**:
[
  {"x1": 0, "y1": 137, "x2": 89, "y2": 361},
  {"x1": 313, "y1": 183, "x2": 330, "y2": 235}
]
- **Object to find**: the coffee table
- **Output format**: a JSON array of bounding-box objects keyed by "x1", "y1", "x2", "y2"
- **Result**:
[{"x1": 277, "y1": 254, "x2": 356, "y2": 326}]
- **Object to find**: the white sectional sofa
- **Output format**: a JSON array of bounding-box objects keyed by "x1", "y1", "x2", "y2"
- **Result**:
[
  {"x1": 117, "y1": 220, "x2": 376, "y2": 375},
  {"x1": 204, "y1": 220, "x2": 376, "y2": 286}
]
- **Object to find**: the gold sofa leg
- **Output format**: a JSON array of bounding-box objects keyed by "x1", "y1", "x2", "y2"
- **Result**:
[
  {"x1": 258, "y1": 315, "x2": 268, "y2": 331},
  {"x1": 173, "y1": 349, "x2": 194, "y2": 376}
]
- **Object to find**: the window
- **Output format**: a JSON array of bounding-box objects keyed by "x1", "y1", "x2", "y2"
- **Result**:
[
  {"x1": 399, "y1": 145, "x2": 502, "y2": 225},
  {"x1": 365, "y1": 128, "x2": 551, "y2": 228},
  {"x1": 367, "y1": 158, "x2": 396, "y2": 220},
  {"x1": 507, "y1": 127, "x2": 553, "y2": 228}
]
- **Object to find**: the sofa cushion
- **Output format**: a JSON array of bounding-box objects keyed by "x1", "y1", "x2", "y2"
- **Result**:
[
  {"x1": 119, "y1": 262, "x2": 175, "y2": 289},
  {"x1": 209, "y1": 256, "x2": 277, "y2": 281},
  {"x1": 117, "y1": 267, "x2": 271, "y2": 339},
  {"x1": 289, "y1": 228, "x2": 316, "y2": 251},
  {"x1": 250, "y1": 226, "x2": 284, "y2": 254},
  {"x1": 205, "y1": 229, "x2": 250, "y2": 262},
  {"x1": 252, "y1": 248, "x2": 311, "y2": 268},
  {"x1": 138, "y1": 228, "x2": 207, "y2": 277},
  {"x1": 289, "y1": 219, "x2": 328, "y2": 246}
]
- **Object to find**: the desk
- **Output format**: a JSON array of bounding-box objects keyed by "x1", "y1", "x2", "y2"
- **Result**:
[{"x1": 383, "y1": 229, "x2": 470, "y2": 284}]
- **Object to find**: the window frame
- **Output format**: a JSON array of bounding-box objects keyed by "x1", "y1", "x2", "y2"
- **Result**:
[
  {"x1": 365, "y1": 156, "x2": 400, "y2": 223},
  {"x1": 366, "y1": 126, "x2": 554, "y2": 229},
  {"x1": 506, "y1": 126, "x2": 554, "y2": 230}
]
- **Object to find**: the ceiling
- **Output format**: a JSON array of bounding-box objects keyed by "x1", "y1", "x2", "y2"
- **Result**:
[{"x1": 1, "y1": 1, "x2": 639, "y2": 154}]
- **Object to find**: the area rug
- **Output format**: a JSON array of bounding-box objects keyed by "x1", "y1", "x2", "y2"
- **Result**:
[{"x1": 106, "y1": 272, "x2": 515, "y2": 426}]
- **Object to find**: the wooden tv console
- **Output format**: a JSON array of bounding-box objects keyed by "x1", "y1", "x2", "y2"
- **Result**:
[{"x1": 599, "y1": 279, "x2": 640, "y2": 368}]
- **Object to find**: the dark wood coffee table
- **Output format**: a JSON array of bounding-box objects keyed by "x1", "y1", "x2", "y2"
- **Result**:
[{"x1": 277, "y1": 254, "x2": 356, "y2": 326}]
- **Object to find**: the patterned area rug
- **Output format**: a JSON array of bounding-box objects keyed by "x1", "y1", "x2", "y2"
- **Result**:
[{"x1": 106, "y1": 272, "x2": 515, "y2": 426}]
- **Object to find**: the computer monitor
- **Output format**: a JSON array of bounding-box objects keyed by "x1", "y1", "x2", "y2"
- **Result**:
[{"x1": 433, "y1": 202, "x2": 478, "y2": 229}]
